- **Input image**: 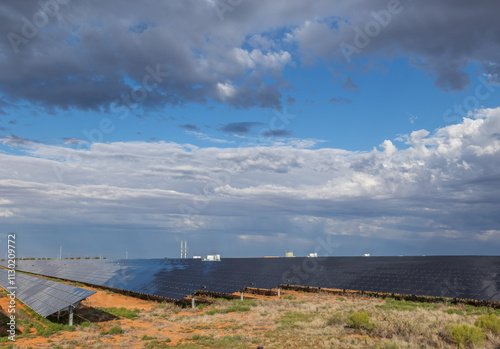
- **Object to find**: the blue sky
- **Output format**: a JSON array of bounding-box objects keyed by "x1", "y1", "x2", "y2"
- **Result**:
[{"x1": 1, "y1": 0, "x2": 500, "y2": 258}]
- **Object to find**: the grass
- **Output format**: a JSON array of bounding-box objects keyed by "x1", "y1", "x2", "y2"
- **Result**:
[
  {"x1": 186, "y1": 334, "x2": 248, "y2": 349},
  {"x1": 326, "y1": 312, "x2": 345, "y2": 326},
  {"x1": 278, "y1": 311, "x2": 316, "y2": 326},
  {"x1": 2, "y1": 285, "x2": 499, "y2": 349},
  {"x1": 464, "y1": 305, "x2": 500, "y2": 316},
  {"x1": 100, "y1": 306, "x2": 140, "y2": 319},
  {"x1": 144, "y1": 339, "x2": 171, "y2": 348},
  {"x1": 376, "y1": 298, "x2": 437, "y2": 311},
  {"x1": 205, "y1": 305, "x2": 251, "y2": 315},
  {"x1": 100, "y1": 326, "x2": 124, "y2": 335},
  {"x1": 32, "y1": 322, "x2": 75, "y2": 337},
  {"x1": 446, "y1": 308, "x2": 464, "y2": 315}
]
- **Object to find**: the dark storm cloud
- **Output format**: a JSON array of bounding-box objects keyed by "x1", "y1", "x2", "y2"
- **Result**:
[
  {"x1": 220, "y1": 122, "x2": 264, "y2": 134},
  {"x1": 0, "y1": 1, "x2": 291, "y2": 112},
  {"x1": 0, "y1": 0, "x2": 498, "y2": 112},
  {"x1": 291, "y1": 0, "x2": 500, "y2": 91}
]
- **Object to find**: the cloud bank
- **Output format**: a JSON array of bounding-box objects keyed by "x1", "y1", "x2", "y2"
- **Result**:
[
  {"x1": 1, "y1": 108, "x2": 499, "y2": 256},
  {"x1": 1, "y1": 0, "x2": 499, "y2": 114}
]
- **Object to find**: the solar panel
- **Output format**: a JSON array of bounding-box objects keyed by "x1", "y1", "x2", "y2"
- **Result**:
[
  {"x1": 3, "y1": 256, "x2": 499, "y2": 303},
  {"x1": 0, "y1": 268, "x2": 96, "y2": 317}
]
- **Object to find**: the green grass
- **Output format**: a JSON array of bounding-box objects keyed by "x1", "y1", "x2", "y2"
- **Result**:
[
  {"x1": 142, "y1": 334, "x2": 156, "y2": 340},
  {"x1": 186, "y1": 334, "x2": 248, "y2": 349},
  {"x1": 78, "y1": 321, "x2": 91, "y2": 329},
  {"x1": 144, "y1": 339, "x2": 171, "y2": 348},
  {"x1": 464, "y1": 305, "x2": 500, "y2": 316},
  {"x1": 279, "y1": 311, "x2": 316, "y2": 326},
  {"x1": 446, "y1": 308, "x2": 464, "y2": 315},
  {"x1": 33, "y1": 322, "x2": 75, "y2": 337},
  {"x1": 234, "y1": 299, "x2": 257, "y2": 307},
  {"x1": 100, "y1": 326, "x2": 124, "y2": 335},
  {"x1": 100, "y1": 307, "x2": 140, "y2": 319},
  {"x1": 205, "y1": 305, "x2": 250, "y2": 315},
  {"x1": 376, "y1": 299, "x2": 437, "y2": 311}
]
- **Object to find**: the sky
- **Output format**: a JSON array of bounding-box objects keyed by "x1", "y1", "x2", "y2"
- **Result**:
[{"x1": 0, "y1": 0, "x2": 500, "y2": 259}]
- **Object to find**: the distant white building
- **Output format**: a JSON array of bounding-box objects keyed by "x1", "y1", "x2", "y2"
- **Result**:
[
  {"x1": 193, "y1": 256, "x2": 202, "y2": 259},
  {"x1": 202, "y1": 254, "x2": 221, "y2": 261},
  {"x1": 307, "y1": 253, "x2": 318, "y2": 257},
  {"x1": 363, "y1": 253, "x2": 370, "y2": 257}
]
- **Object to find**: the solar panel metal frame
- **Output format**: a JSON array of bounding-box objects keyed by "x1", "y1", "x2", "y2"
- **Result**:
[{"x1": 0, "y1": 268, "x2": 96, "y2": 317}]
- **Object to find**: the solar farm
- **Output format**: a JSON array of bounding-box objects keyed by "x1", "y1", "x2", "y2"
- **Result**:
[{"x1": 0, "y1": 256, "x2": 499, "y2": 348}]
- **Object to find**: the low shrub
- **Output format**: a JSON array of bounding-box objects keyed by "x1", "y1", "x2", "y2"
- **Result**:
[
  {"x1": 347, "y1": 312, "x2": 375, "y2": 330},
  {"x1": 451, "y1": 324, "x2": 485, "y2": 348},
  {"x1": 475, "y1": 313, "x2": 500, "y2": 334}
]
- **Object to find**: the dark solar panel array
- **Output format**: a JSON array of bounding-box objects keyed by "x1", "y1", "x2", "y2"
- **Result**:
[
  {"x1": 0, "y1": 268, "x2": 95, "y2": 317},
  {"x1": 4, "y1": 256, "x2": 499, "y2": 302}
]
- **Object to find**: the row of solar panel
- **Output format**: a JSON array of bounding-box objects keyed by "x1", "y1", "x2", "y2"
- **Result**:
[
  {"x1": 3, "y1": 256, "x2": 499, "y2": 302},
  {"x1": 0, "y1": 268, "x2": 95, "y2": 317}
]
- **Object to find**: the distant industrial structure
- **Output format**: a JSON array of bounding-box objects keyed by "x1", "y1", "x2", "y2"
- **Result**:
[
  {"x1": 180, "y1": 241, "x2": 188, "y2": 259},
  {"x1": 307, "y1": 253, "x2": 318, "y2": 257},
  {"x1": 202, "y1": 254, "x2": 220, "y2": 261},
  {"x1": 285, "y1": 250, "x2": 295, "y2": 258}
]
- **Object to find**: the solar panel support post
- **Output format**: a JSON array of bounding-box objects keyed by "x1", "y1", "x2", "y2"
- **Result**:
[
  {"x1": 68, "y1": 305, "x2": 74, "y2": 326},
  {"x1": 57, "y1": 311, "x2": 60, "y2": 322},
  {"x1": 240, "y1": 292, "x2": 243, "y2": 301},
  {"x1": 191, "y1": 295, "x2": 195, "y2": 309},
  {"x1": 278, "y1": 287, "x2": 281, "y2": 298}
]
